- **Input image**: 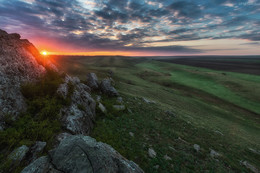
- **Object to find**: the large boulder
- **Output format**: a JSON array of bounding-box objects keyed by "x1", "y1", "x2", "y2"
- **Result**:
[
  {"x1": 86, "y1": 73, "x2": 99, "y2": 90},
  {"x1": 0, "y1": 29, "x2": 46, "y2": 118},
  {"x1": 0, "y1": 29, "x2": 58, "y2": 126},
  {"x1": 58, "y1": 76, "x2": 96, "y2": 135},
  {"x1": 29, "y1": 141, "x2": 47, "y2": 162},
  {"x1": 22, "y1": 135, "x2": 144, "y2": 173},
  {"x1": 100, "y1": 79, "x2": 119, "y2": 97},
  {"x1": 21, "y1": 156, "x2": 61, "y2": 173},
  {"x1": 8, "y1": 145, "x2": 29, "y2": 166}
]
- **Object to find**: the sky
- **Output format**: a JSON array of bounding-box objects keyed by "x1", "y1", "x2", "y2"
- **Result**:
[{"x1": 0, "y1": 0, "x2": 260, "y2": 56}]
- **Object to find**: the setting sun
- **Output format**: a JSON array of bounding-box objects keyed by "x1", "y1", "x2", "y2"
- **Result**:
[{"x1": 41, "y1": 51, "x2": 47, "y2": 56}]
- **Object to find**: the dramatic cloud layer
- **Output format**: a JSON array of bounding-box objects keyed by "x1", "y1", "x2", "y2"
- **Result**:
[{"x1": 0, "y1": 0, "x2": 260, "y2": 55}]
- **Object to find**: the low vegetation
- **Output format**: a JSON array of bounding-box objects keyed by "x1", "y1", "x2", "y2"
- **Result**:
[
  {"x1": 0, "y1": 70, "x2": 66, "y2": 172},
  {"x1": 54, "y1": 56, "x2": 260, "y2": 172}
]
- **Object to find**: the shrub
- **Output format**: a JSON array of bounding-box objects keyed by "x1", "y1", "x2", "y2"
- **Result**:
[{"x1": 0, "y1": 69, "x2": 67, "y2": 172}]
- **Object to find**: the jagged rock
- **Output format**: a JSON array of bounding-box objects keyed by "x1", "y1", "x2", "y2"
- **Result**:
[
  {"x1": 56, "y1": 132, "x2": 72, "y2": 143},
  {"x1": 142, "y1": 97, "x2": 156, "y2": 104},
  {"x1": 193, "y1": 144, "x2": 200, "y2": 152},
  {"x1": 8, "y1": 145, "x2": 29, "y2": 166},
  {"x1": 248, "y1": 148, "x2": 260, "y2": 155},
  {"x1": 240, "y1": 160, "x2": 259, "y2": 173},
  {"x1": 98, "y1": 102, "x2": 107, "y2": 113},
  {"x1": 8, "y1": 33, "x2": 21, "y2": 40},
  {"x1": 163, "y1": 155, "x2": 172, "y2": 161},
  {"x1": 148, "y1": 148, "x2": 157, "y2": 158},
  {"x1": 59, "y1": 76, "x2": 96, "y2": 135},
  {"x1": 210, "y1": 149, "x2": 221, "y2": 158},
  {"x1": 154, "y1": 165, "x2": 160, "y2": 169},
  {"x1": 117, "y1": 97, "x2": 123, "y2": 104},
  {"x1": 128, "y1": 108, "x2": 133, "y2": 114},
  {"x1": 169, "y1": 146, "x2": 176, "y2": 151},
  {"x1": 56, "y1": 82, "x2": 68, "y2": 99},
  {"x1": 23, "y1": 135, "x2": 144, "y2": 173},
  {"x1": 86, "y1": 73, "x2": 99, "y2": 90},
  {"x1": 21, "y1": 156, "x2": 61, "y2": 173},
  {"x1": 214, "y1": 130, "x2": 224, "y2": 136},
  {"x1": 96, "y1": 95, "x2": 101, "y2": 102},
  {"x1": 113, "y1": 105, "x2": 126, "y2": 111},
  {"x1": 30, "y1": 141, "x2": 46, "y2": 162},
  {"x1": 129, "y1": 132, "x2": 134, "y2": 137},
  {"x1": 100, "y1": 79, "x2": 119, "y2": 97},
  {"x1": 0, "y1": 29, "x2": 47, "y2": 118}
]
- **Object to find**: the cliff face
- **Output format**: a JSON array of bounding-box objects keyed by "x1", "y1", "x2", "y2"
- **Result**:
[
  {"x1": 0, "y1": 29, "x2": 143, "y2": 173},
  {"x1": 0, "y1": 29, "x2": 46, "y2": 119}
]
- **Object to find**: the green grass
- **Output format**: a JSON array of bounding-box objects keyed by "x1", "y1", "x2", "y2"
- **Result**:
[
  {"x1": 0, "y1": 70, "x2": 66, "y2": 173},
  {"x1": 137, "y1": 61, "x2": 260, "y2": 114},
  {"x1": 53, "y1": 56, "x2": 260, "y2": 172}
]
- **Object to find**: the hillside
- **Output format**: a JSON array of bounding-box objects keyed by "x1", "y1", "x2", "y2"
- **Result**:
[
  {"x1": 53, "y1": 55, "x2": 260, "y2": 173},
  {"x1": 0, "y1": 29, "x2": 143, "y2": 173}
]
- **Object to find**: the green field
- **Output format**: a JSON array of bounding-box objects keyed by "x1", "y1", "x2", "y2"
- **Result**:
[{"x1": 53, "y1": 56, "x2": 260, "y2": 173}]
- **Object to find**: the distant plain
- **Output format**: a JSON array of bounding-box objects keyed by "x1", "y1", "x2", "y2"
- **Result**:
[{"x1": 52, "y1": 55, "x2": 260, "y2": 172}]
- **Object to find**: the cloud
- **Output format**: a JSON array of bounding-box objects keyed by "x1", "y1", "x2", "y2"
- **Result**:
[
  {"x1": 0, "y1": 0, "x2": 259, "y2": 54},
  {"x1": 168, "y1": 1, "x2": 202, "y2": 19}
]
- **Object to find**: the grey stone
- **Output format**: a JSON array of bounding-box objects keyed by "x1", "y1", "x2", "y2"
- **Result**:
[
  {"x1": 30, "y1": 141, "x2": 46, "y2": 161},
  {"x1": 117, "y1": 97, "x2": 123, "y2": 104},
  {"x1": 8, "y1": 145, "x2": 29, "y2": 165},
  {"x1": 100, "y1": 79, "x2": 119, "y2": 97},
  {"x1": 86, "y1": 73, "x2": 99, "y2": 90},
  {"x1": 96, "y1": 95, "x2": 101, "y2": 102},
  {"x1": 98, "y1": 102, "x2": 107, "y2": 113},
  {"x1": 0, "y1": 29, "x2": 48, "y2": 119},
  {"x1": 214, "y1": 130, "x2": 224, "y2": 136},
  {"x1": 148, "y1": 148, "x2": 157, "y2": 158},
  {"x1": 210, "y1": 149, "x2": 221, "y2": 158},
  {"x1": 169, "y1": 146, "x2": 176, "y2": 151},
  {"x1": 154, "y1": 165, "x2": 159, "y2": 169},
  {"x1": 59, "y1": 76, "x2": 96, "y2": 135},
  {"x1": 113, "y1": 105, "x2": 126, "y2": 111},
  {"x1": 49, "y1": 135, "x2": 144, "y2": 173},
  {"x1": 128, "y1": 108, "x2": 133, "y2": 114},
  {"x1": 21, "y1": 156, "x2": 61, "y2": 173},
  {"x1": 163, "y1": 155, "x2": 172, "y2": 161},
  {"x1": 142, "y1": 97, "x2": 156, "y2": 104},
  {"x1": 193, "y1": 144, "x2": 200, "y2": 152},
  {"x1": 56, "y1": 132, "x2": 72, "y2": 143},
  {"x1": 129, "y1": 132, "x2": 134, "y2": 137},
  {"x1": 56, "y1": 82, "x2": 68, "y2": 99},
  {"x1": 240, "y1": 160, "x2": 259, "y2": 173},
  {"x1": 248, "y1": 148, "x2": 260, "y2": 155}
]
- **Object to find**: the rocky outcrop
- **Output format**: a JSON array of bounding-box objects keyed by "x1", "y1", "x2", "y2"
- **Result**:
[
  {"x1": 86, "y1": 73, "x2": 99, "y2": 90},
  {"x1": 58, "y1": 76, "x2": 96, "y2": 135},
  {"x1": 21, "y1": 156, "x2": 61, "y2": 173},
  {"x1": 0, "y1": 29, "x2": 143, "y2": 173},
  {"x1": 22, "y1": 135, "x2": 144, "y2": 173},
  {"x1": 0, "y1": 29, "x2": 46, "y2": 119},
  {"x1": 100, "y1": 79, "x2": 119, "y2": 97},
  {"x1": 29, "y1": 141, "x2": 47, "y2": 162},
  {"x1": 8, "y1": 145, "x2": 29, "y2": 166}
]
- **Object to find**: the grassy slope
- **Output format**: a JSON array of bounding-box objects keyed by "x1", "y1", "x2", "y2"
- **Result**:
[{"x1": 53, "y1": 56, "x2": 260, "y2": 173}]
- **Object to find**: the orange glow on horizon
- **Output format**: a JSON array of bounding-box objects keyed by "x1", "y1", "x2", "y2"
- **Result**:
[
  {"x1": 40, "y1": 51, "x2": 48, "y2": 56},
  {"x1": 45, "y1": 51, "x2": 132, "y2": 56}
]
